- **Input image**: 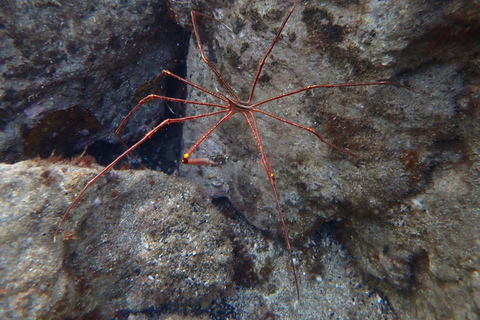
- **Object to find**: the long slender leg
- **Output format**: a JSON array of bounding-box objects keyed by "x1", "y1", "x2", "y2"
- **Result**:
[
  {"x1": 114, "y1": 93, "x2": 228, "y2": 162},
  {"x1": 154, "y1": 70, "x2": 230, "y2": 103},
  {"x1": 117, "y1": 73, "x2": 230, "y2": 136},
  {"x1": 115, "y1": 136, "x2": 146, "y2": 169},
  {"x1": 248, "y1": 0, "x2": 302, "y2": 103},
  {"x1": 114, "y1": 95, "x2": 227, "y2": 169},
  {"x1": 246, "y1": 81, "x2": 407, "y2": 157},
  {"x1": 242, "y1": 111, "x2": 300, "y2": 301},
  {"x1": 182, "y1": 111, "x2": 235, "y2": 165},
  {"x1": 252, "y1": 81, "x2": 407, "y2": 109},
  {"x1": 191, "y1": 11, "x2": 238, "y2": 100},
  {"x1": 114, "y1": 70, "x2": 230, "y2": 167},
  {"x1": 254, "y1": 109, "x2": 360, "y2": 158},
  {"x1": 54, "y1": 109, "x2": 229, "y2": 242}
]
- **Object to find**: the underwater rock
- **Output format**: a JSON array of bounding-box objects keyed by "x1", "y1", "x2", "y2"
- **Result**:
[
  {"x1": 0, "y1": 160, "x2": 232, "y2": 318},
  {"x1": 2, "y1": 0, "x2": 479, "y2": 318},
  {"x1": 0, "y1": 160, "x2": 400, "y2": 319},
  {"x1": 0, "y1": 0, "x2": 187, "y2": 172},
  {"x1": 173, "y1": 0, "x2": 480, "y2": 318}
]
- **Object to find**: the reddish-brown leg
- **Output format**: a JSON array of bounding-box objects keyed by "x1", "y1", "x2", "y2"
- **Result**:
[
  {"x1": 242, "y1": 110, "x2": 301, "y2": 300},
  {"x1": 186, "y1": 0, "x2": 406, "y2": 300},
  {"x1": 113, "y1": 70, "x2": 232, "y2": 167},
  {"x1": 55, "y1": 0, "x2": 407, "y2": 303},
  {"x1": 54, "y1": 87, "x2": 230, "y2": 242}
]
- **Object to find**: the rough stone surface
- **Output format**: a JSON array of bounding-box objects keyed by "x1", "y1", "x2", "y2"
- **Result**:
[
  {"x1": 0, "y1": 0, "x2": 187, "y2": 172},
  {"x1": 0, "y1": 160, "x2": 397, "y2": 319},
  {"x1": 2, "y1": 0, "x2": 480, "y2": 318},
  {"x1": 345, "y1": 164, "x2": 480, "y2": 319},
  {"x1": 0, "y1": 160, "x2": 232, "y2": 319},
  {"x1": 216, "y1": 207, "x2": 398, "y2": 319},
  {"x1": 172, "y1": 0, "x2": 480, "y2": 318}
]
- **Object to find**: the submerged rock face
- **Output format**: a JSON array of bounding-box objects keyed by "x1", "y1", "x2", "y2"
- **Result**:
[
  {"x1": 0, "y1": 160, "x2": 399, "y2": 319},
  {"x1": 172, "y1": 0, "x2": 480, "y2": 318},
  {"x1": 0, "y1": 0, "x2": 187, "y2": 172},
  {"x1": 1, "y1": 0, "x2": 479, "y2": 318},
  {"x1": 0, "y1": 160, "x2": 232, "y2": 318}
]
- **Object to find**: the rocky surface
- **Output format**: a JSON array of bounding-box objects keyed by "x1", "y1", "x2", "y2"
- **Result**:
[
  {"x1": 172, "y1": 0, "x2": 480, "y2": 318},
  {"x1": 0, "y1": 0, "x2": 187, "y2": 172},
  {"x1": 0, "y1": 160, "x2": 395, "y2": 319},
  {"x1": 1, "y1": 0, "x2": 479, "y2": 318},
  {"x1": 0, "y1": 160, "x2": 232, "y2": 318}
]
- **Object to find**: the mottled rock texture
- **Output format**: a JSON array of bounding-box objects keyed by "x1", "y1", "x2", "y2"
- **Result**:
[
  {"x1": 171, "y1": 0, "x2": 480, "y2": 318},
  {"x1": 0, "y1": 160, "x2": 232, "y2": 319},
  {"x1": 0, "y1": 161, "x2": 395, "y2": 319},
  {"x1": 0, "y1": 0, "x2": 187, "y2": 173},
  {"x1": 1, "y1": 0, "x2": 479, "y2": 318}
]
